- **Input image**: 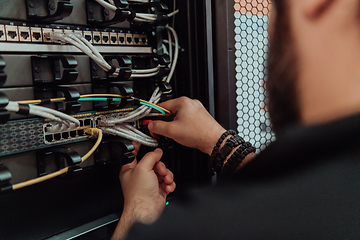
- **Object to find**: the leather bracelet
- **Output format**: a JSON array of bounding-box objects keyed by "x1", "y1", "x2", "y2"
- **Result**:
[
  {"x1": 213, "y1": 135, "x2": 245, "y2": 174},
  {"x1": 208, "y1": 130, "x2": 236, "y2": 176},
  {"x1": 220, "y1": 144, "x2": 256, "y2": 177}
]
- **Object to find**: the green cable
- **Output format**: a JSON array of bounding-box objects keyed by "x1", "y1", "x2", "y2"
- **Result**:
[
  {"x1": 30, "y1": 97, "x2": 165, "y2": 115},
  {"x1": 140, "y1": 102, "x2": 165, "y2": 115},
  {"x1": 79, "y1": 98, "x2": 122, "y2": 102}
]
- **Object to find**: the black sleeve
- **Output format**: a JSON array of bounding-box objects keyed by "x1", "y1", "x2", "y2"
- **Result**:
[{"x1": 126, "y1": 157, "x2": 360, "y2": 240}]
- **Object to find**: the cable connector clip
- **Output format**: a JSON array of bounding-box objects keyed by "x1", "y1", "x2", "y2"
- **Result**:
[
  {"x1": 0, "y1": 164, "x2": 12, "y2": 194},
  {"x1": 0, "y1": 92, "x2": 10, "y2": 124}
]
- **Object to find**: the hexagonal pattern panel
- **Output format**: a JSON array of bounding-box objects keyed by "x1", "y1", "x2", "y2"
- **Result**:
[{"x1": 234, "y1": 0, "x2": 275, "y2": 152}]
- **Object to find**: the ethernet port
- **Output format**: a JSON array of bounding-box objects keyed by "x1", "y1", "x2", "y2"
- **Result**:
[
  {"x1": 0, "y1": 30, "x2": 3, "y2": 39},
  {"x1": 141, "y1": 37, "x2": 147, "y2": 44},
  {"x1": 93, "y1": 31, "x2": 101, "y2": 44},
  {"x1": 54, "y1": 133, "x2": 61, "y2": 141},
  {"x1": 5, "y1": 25, "x2": 18, "y2": 42},
  {"x1": 70, "y1": 131, "x2": 77, "y2": 138},
  {"x1": 103, "y1": 36, "x2": 109, "y2": 43},
  {"x1": 118, "y1": 33, "x2": 125, "y2": 44},
  {"x1": 31, "y1": 27, "x2": 42, "y2": 42},
  {"x1": 62, "y1": 132, "x2": 69, "y2": 139},
  {"x1": 94, "y1": 35, "x2": 100, "y2": 43},
  {"x1": 79, "y1": 120, "x2": 84, "y2": 127},
  {"x1": 127, "y1": 37, "x2": 132, "y2": 44},
  {"x1": 18, "y1": 26, "x2": 31, "y2": 42},
  {"x1": 134, "y1": 37, "x2": 140, "y2": 44},
  {"x1": 45, "y1": 134, "x2": 53, "y2": 142},
  {"x1": 111, "y1": 36, "x2": 117, "y2": 44},
  {"x1": 33, "y1": 32, "x2": 41, "y2": 40},
  {"x1": 84, "y1": 119, "x2": 91, "y2": 126},
  {"x1": 85, "y1": 35, "x2": 92, "y2": 41},
  {"x1": 77, "y1": 129, "x2": 84, "y2": 136},
  {"x1": 21, "y1": 32, "x2": 29, "y2": 40},
  {"x1": 8, "y1": 31, "x2": 17, "y2": 39}
]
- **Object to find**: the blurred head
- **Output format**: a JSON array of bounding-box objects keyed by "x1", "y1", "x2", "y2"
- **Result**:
[{"x1": 266, "y1": 0, "x2": 360, "y2": 133}]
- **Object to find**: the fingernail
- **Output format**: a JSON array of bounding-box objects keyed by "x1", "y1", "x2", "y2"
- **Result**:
[{"x1": 154, "y1": 148, "x2": 162, "y2": 154}]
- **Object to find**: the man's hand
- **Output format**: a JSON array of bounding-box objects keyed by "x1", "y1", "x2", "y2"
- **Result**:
[
  {"x1": 148, "y1": 97, "x2": 226, "y2": 155},
  {"x1": 111, "y1": 148, "x2": 176, "y2": 240}
]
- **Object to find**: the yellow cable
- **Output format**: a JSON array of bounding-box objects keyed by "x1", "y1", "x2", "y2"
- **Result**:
[{"x1": 12, "y1": 128, "x2": 103, "y2": 190}]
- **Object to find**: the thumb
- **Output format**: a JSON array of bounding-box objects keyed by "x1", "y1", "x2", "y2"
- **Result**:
[
  {"x1": 137, "y1": 148, "x2": 163, "y2": 171},
  {"x1": 148, "y1": 120, "x2": 174, "y2": 137},
  {"x1": 120, "y1": 158, "x2": 137, "y2": 176}
]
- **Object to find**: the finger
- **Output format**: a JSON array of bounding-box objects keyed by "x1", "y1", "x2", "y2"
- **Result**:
[
  {"x1": 137, "y1": 148, "x2": 163, "y2": 171},
  {"x1": 148, "y1": 120, "x2": 175, "y2": 137},
  {"x1": 163, "y1": 172, "x2": 174, "y2": 185},
  {"x1": 161, "y1": 181, "x2": 176, "y2": 194},
  {"x1": 156, "y1": 98, "x2": 184, "y2": 114},
  {"x1": 131, "y1": 141, "x2": 141, "y2": 157},
  {"x1": 166, "y1": 182, "x2": 176, "y2": 193},
  {"x1": 154, "y1": 161, "x2": 168, "y2": 176}
]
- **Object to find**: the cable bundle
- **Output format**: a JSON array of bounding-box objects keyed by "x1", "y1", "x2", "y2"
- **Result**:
[
  {"x1": 5, "y1": 101, "x2": 80, "y2": 133},
  {"x1": 95, "y1": 0, "x2": 179, "y2": 23},
  {"x1": 45, "y1": 31, "x2": 162, "y2": 79}
]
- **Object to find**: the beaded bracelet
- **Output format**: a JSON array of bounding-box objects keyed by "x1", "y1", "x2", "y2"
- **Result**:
[
  {"x1": 213, "y1": 135, "x2": 245, "y2": 174},
  {"x1": 208, "y1": 130, "x2": 236, "y2": 176},
  {"x1": 220, "y1": 144, "x2": 256, "y2": 177}
]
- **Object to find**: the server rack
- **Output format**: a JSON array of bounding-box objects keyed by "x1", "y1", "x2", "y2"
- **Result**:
[
  {"x1": 0, "y1": 0, "x2": 272, "y2": 239},
  {"x1": 0, "y1": 0, "x2": 214, "y2": 239}
]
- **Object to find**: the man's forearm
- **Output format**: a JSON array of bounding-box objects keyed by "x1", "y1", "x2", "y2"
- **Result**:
[{"x1": 111, "y1": 209, "x2": 135, "y2": 240}]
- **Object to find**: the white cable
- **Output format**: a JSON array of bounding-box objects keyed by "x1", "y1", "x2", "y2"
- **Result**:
[
  {"x1": 102, "y1": 128, "x2": 158, "y2": 147},
  {"x1": 131, "y1": 71, "x2": 159, "y2": 78},
  {"x1": 95, "y1": 0, "x2": 117, "y2": 11},
  {"x1": 115, "y1": 125, "x2": 157, "y2": 144},
  {"x1": 108, "y1": 0, "x2": 116, "y2": 5},
  {"x1": 168, "y1": 9, "x2": 179, "y2": 17},
  {"x1": 165, "y1": 26, "x2": 179, "y2": 83},
  {"x1": 5, "y1": 102, "x2": 80, "y2": 129},
  {"x1": 131, "y1": 65, "x2": 160, "y2": 74},
  {"x1": 30, "y1": 105, "x2": 80, "y2": 126},
  {"x1": 167, "y1": 30, "x2": 173, "y2": 62}
]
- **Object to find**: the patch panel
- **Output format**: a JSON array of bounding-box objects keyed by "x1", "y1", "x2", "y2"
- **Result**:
[
  {"x1": 5, "y1": 25, "x2": 18, "y2": 42},
  {"x1": 0, "y1": 24, "x2": 5, "y2": 41},
  {"x1": 101, "y1": 31, "x2": 110, "y2": 45},
  {"x1": 110, "y1": 31, "x2": 118, "y2": 45},
  {"x1": 126, "y1": 33, "x2": 134, "y2": 45},
  {"x1": 0, "y1": 22, "x2": 150, "y2": 47},
  {"x1": 30, "y1": 27, "x2": 42, "y2": 42},
  {"x1": 18, "y1": 26, "x2": 31, "y2": 42},
  {"x1": 93, "y1": 31, "x2": 101, "y2": 45}
]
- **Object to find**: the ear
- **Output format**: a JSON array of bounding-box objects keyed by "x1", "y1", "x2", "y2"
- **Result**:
[{"x1": 302, "y1": 0, "x2": 335, "y2": 19}]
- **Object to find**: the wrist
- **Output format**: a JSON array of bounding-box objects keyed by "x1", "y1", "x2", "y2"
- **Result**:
[{"x1": 203, "y1": 128, "x2": 226, "y2": 155}]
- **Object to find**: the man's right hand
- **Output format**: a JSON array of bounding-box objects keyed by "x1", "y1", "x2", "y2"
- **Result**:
[{"x1": 148, "y1": 97, "x2": 226, "y2": 155}]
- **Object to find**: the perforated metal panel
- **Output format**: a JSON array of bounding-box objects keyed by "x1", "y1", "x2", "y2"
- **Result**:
[{"x1": 234, "y1": 0, "x2": 275, "y2": 151}]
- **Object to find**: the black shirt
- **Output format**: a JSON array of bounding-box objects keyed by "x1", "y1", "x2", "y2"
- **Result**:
[{"x1": 127, "y1": 114, "x2": 360, "y2": 239}]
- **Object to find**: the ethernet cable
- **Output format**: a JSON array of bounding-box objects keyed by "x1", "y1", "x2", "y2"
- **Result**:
[
  {"x1": 5, "y1": 101, "x2": 80, "y2": 128},
  {"x1": 12, "y1": 128, "x2": 103, "y2": 190}
]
